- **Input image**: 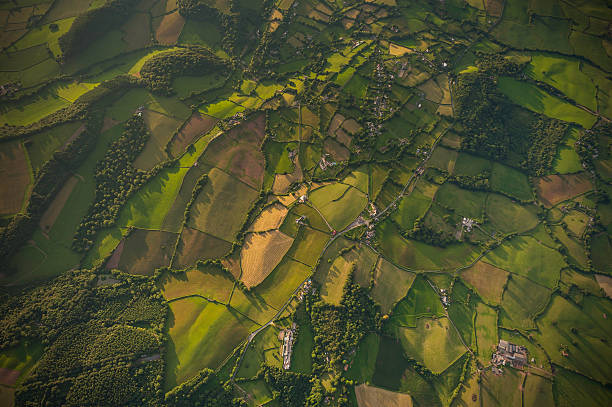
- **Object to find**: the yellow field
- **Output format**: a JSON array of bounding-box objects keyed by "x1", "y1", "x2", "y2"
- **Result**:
[
  {"x1": 389, "y1": 43, "x2": 413, "y2": 56},
  {"x1": 249, "y1": 203, "x2": 289, "y2": 232},
  {"x1": 240, "y1": 230, "x2": 294, "y2": 288},
  {"x1": 355, "y1": 384, "x2": 413, "y2": 407}
]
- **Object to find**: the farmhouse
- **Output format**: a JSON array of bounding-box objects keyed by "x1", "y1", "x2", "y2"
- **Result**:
[
  {"x1": 280, "y1": 323, "x2": 297, "y2": 370},
  {"x1": 491, "y1": 340, "x2": 528, "y2": 369}
]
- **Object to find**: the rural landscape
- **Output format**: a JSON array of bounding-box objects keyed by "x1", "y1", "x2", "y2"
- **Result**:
[{"x1": 0, "y1": 0, "x2": 611, "y2": 405}]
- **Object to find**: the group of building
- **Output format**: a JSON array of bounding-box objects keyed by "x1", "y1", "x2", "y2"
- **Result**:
[{"x1": 491, "y1": 340, "x2": 528, "y2": 374}]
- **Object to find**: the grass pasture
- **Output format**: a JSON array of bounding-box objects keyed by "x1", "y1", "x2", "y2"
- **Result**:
[
  {"x1": 453, "y1": 152, "x2": 491, "y2": 176},
  {"x1": 524, "y1": 374, "x2": 554, "y2": 407},
  {"x1": 395, "y1": 317, "x2": 466, "y2": 374},
  {"x1": 482, "y1": 236, "x2": 565, "y2": 289},
  {"x1": 391, "y1": 189, "x2": 432, "y2": 230},
  {"x1": 591, "y1": 233, "x2": 612, "y2": 274},
  {"x1": 165, "y1": 297, "x2": 256, "y2": 388},
  {"x1": 435, "y1": 183, "x2": 486, "y2": 220},
  {"x1": 240, "y1": 230, "x2": 294, "y2": 288},
  {"x1": 309, "y1": 184, "x2": 368, "y2": 230},
  {"x1": 475, "y1": 303, "x2": 497, "y2": 363},
  {"x1": 254, "y1": 257, "x2": 311, "y2": 310},
  {"x1": 486, "y1": 194, "x2": 539, "y2": 234},
  {"x1": 286, "y1": 226, "x2": 328, "y2": 267},
  {"x1": 372, "y1": 258, "x2": 417, "y2": 314},
  {"x1": 116, "y1": 229, "x2": 177, "y2": 276},
  {"x1": 160, "y1": 265, "x2": 235, "y2": 303},
  {"x1": 188, "y1": 168, "x2": 259, "y2": 242},
  {"x1": 170, "y1": 112, "x2": 217, "y2": 157},
  {"x1": 526, "y1": 53, "x2": 597, "y2": 111},
  {"x1": 460, "y1": 260, "x2": 509, "y2": 304},
  {"x1": 173, "y1": 227, "x2": 232, "y2": 268},
  {"x1": 0, "y1": 140, "x2": 30, "y2": 215},
  {"x1": 553, "y1": 127, "x2": 584, "y2": 174},
  {"x1": 133, "y1": 109, "x2": 182, "y2": 170},
  {"x1": 534, "y1": 295, "x2": 612, "y2": 384},
  {"x1": 490, "y1": 163, "x2": 533, "y2": 201},
  {"x1": 499, "y1": 274, "x2": 551, "y2": 330},
  {"x1": 25, "y1": 121, "x2": 82, "y2": 173},
  {"x1": 236, "y1": 325, "x2": 282, "y2": 378},
  {"x1": 378, "y1": 221, "x2": 478, "y2": 270},
  {"x1": 553, "y1": 366, "x2": 612, "y2": 407},
  {"x1": 347, "y1": 333, "x2": 380, "y2": 384},
  {"x1": 480, "y1": 368, "x2": 522, "y2": 407},
  {"x1": 388, "y1": 275, "x2": 445, "y2": 328},
  {"x1": 427, "y1": 146, "x2": 458, "y2": 174}
]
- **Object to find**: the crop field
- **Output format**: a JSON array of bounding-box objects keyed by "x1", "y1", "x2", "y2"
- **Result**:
[
  {"x1": 354, "y1": 384, "x2": 413, "y2": 407},
  {"x1": 0, "y1": 141, "x2": 30, "y2": 215},
  {"x1": 248, "y1": 202, "x2": 288, "y2": 232},
  {"x1": 240, "y1": 230, "x2": 294, "y2": 288},
  {"x1": 535, "y1": 173, "x2": 593, "y2": 207},
  {"x1": 160, "y1": 265, "x2": 235, "y2": 303}
]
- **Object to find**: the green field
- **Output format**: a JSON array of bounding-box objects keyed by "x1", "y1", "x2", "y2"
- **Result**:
[
  {"x1": 534, "y1": 295, "x2": 612, "y2": 384},
  {"x1": 347, "y1": 333, "x2": 380, "y2": 383},
  {"x1": 391, "y1": 189, "x2": 432, "y2": 231},
  {"x1": 490, "y1": 163, "x2": 533, "y2": 201},
  {"x1": 498, "y1": 77, "x2": 597, "y2": 129},
  {"x1": 160, "y1": 266, "x2": 235, "y2": 303},
  {"x1": 486, "y1": 194, "x2": 539, "y2": 234},
  {"x1": 25, "y1": 121, "x2": 83, "y2": 173},
  {"x1": 435, "y1": 183, "x2": 487, "y2": 220},
  {"x1": 475, "y1": 303, "x2": 497, "y2": 364},
  {"x1": 165, "y1": 298, "x2": 256, "y2": 389},
  {"x1": 526, "y1": 54, "x2": 597, "y2": 111},
  {"x1": 372, "y1": 258, "x2": 417, "y2": 314},
  {"x1": 482, "y1": 236, "x2": 566, "y2": 289},
  {"x1": 309, "y1": 183, "x2": 367, "y2": 231},
  {"x1": 388, "y1": 275, "x2": 445, "y2": 328},
  {"x1": 499, "y1": 274, "x2": 551, "y2": 330},
  {"x1": 394, "y1": 317, "x2": 466, "y2": 374}
]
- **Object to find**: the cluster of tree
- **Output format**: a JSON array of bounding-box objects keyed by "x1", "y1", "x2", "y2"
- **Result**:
[
  {"x1": 403, "y1": 218, "x2": 456, "y2": 247},
  {"x1": 454, "y1": 70, "x2": 511, "y2": 159},
  {"x1": 447, "y1": 173, "x2": 490, "y2": 191},
  {"x1": 183, "y1": 174, "x2": 208, "y2": 225},
  {"x1": 525, "y1": 118, "x2": 568, "y2": 176},
  {"x1": 306, "y1": 272, "x2": 380, "y2": 372},
  {"x1": 72, "y1": 114, "x2": 150, "y2": 252},
  {"x1": 576, "y1": 122, "x2": 610, "y2": 174},
  {"x1": 58, "y1": 0, "x2": 135, "y2": 58},
  {"x1": 165, "y1": 369, "x2": 244, "y2": 406},
  {"x1": 257, "y1": 365, "x2": 312, "y2": 407},
  {"x1": 140, "y1": 47, "x2": 226, "y2": 94},
  {"x1": 0, "y1": 268, "x2": 168, "y2": 405}
]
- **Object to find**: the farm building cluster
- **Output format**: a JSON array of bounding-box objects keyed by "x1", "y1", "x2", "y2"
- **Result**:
[{"x1": 491, "y1": 340, "x2": 528, "y2": 372}]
